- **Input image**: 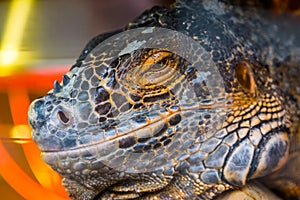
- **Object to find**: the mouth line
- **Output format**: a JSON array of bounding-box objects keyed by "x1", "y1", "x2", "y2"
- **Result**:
[{"x1": 41, "y1": 102, "x2": 230, "y2": 154}]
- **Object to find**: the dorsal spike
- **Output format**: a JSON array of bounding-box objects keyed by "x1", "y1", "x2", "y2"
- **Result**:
[
  {"x1": 62, "y1": 74, "x2": 70, "y2": 86},
  {"x1": 53, "y1": 80, "x2": 62, "y2": 93}
]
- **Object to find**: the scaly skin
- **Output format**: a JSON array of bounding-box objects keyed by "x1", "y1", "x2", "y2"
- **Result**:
[{"x1": 28, "y1": 0, "x2": 299, "y2": 199}]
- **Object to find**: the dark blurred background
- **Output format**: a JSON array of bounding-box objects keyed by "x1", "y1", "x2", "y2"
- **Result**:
[{"x1": 0, "y1": 0, "x2": 173, "y2": 73}]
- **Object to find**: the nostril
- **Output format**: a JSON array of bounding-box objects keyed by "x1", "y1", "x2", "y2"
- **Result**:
[
  {"x1": 57, "y1": 110, "x2": 70, "y2": 124},
  {"x1": 50, "y1": 108, "x2": 72, "y2": 128}
]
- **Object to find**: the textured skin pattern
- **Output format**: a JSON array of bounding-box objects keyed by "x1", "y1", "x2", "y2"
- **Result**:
[{"x1": 28, "y1": 0, "x2": 299, "y2": 199}]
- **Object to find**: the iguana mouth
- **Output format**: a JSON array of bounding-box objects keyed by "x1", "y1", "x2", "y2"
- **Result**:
[{"x1": 39, "y1": 102, "x2": 229, "y2": 154}]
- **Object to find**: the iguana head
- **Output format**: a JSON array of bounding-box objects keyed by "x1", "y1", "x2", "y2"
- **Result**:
[{"x1": 28, "y1": 2, "x2": 295, "y2": 197}]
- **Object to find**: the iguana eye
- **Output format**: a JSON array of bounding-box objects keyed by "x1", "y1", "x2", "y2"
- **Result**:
[{"x1": 235, "y1": 61, "x2": 257, "y2": 95}]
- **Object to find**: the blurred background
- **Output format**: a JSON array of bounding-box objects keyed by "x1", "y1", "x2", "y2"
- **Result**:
[
  {"x1": 0, "y1": 0, "x2": 298, "y2": 200},
  {"x1": 0, "y1": 0, "x2": 170, "y2": 199}
]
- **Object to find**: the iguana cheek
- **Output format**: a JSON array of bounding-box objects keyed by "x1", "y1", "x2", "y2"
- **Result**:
[
  {"x1": 249, "y1": 130, "x2": 289, "y2": 179},
  {"x1": 222, "y1": 129, "x2": 289, "y2": 186}
]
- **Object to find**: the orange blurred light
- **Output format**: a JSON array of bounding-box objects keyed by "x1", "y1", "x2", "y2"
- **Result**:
[
  {"x1": 9, "y1": 124, "x2": 31, "y2": 144},
  {"x1": 22, "y1": 142, "x2": 69, "y2": 198},
  {"x1": 8, "y1": 87, "x2": 30, "y2": 125},
  {"x1": 0, "y1": 140, "x2": 68, "y2": 200},
  {"x1": 0, "y1": 63, "x2": 70, "y2": 199}
]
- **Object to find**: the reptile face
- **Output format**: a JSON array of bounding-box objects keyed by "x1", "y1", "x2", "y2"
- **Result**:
[
  {"x1": 28, "y1": 1, "x2": 297, "y2": 199},
  {"x1": 28, "y1": 35, "x2": 290, "y2": 199}
]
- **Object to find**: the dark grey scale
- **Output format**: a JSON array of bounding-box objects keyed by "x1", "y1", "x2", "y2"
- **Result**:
[
  {"x1": 163, "y1": 138, "x2": 172, "y2": 146},
  {"x1": 200, "y1": 99, "x2": 212, "y2": 104},
  {"x1": 109, "y1": 55, "x2": 126, "y2": 69},
  {"x1": 120, "y1": 85, "x2": 128, "y2": 94},
  {"x1": 181, "y1": 126, "x2": 188, "y2": 133},
  {"x1": 159, "y1": 108, "x2": 168, "y2": 115},
  {"x1": 159, "y1": 135, "x2": 168, "y2": 142},
  {"x1": 199, "y1": 51, "x2": 211, "y2": 61},
  {"x1": 54, "y1": 100, "x2": 62, "y2": 105},
  {"x1": 203, "y1": 113, "x2": 211, "y2": 120},
  {"x1": 61, "y1": 97, "x2": 69, "y2": 102},
  {"x1": 153, "y1": 123, "x2": 168, "y2": 137},
  {"x1": 190, "y1": 122, "x2": 200, "y2": 132},
  {"x1": 111, "y1": 93, "x2": 127, "y2": 108},
  {"x1": 46, "y1": 105, "x2": 54, "y2": 112},
  {"x1": 73, "y1": 78, "x2": 82, "y2": 89},
  {"x1": 129, "y1": 93, "x2": 142, "y2": 102},
  {"x1": 143, "y1": 144, "x2": 151, "y2": 151},
  {"x1": 137, "y1": 136, "x2": 151, "y2": 143},
  {"x1": 175, "y1": 159, "x2": 190, "y2": 174},
  {"x1": 170, "y1": 95, "x2": 176, "y2": 101},
  {"x1": 45, "y1": 100, "x2": 52, "y2": 107},
  {"x1": 192, "y1": 81, "x2": 210, "y2": 98},
  {"x1": 211, "y1": 50, "x2": 222, "y2": 61},
  {"x1": 80, "y1": 148, "x2": 97, "y2": 160},
  {"x1": 98, "y1": 116, "x2": 106, "y2": 122},
  {"x1": 55, "y1": 130, "x2": 66, "y2": 138},
  {"x1": 110, "y1": 156, "x2": 126, "y2": 168},
  {"x1": 78, "y1": 102, "x2": 93, "y2": 120},
  {"x1": 161, "y1": 101, "x2": 171, "y2": 108},
  {"x1": 182, "y1": 111, "x2": 194, "y2": 118},
  {"x1": 118, "y1": 135, "x2": 136, "y2": 149},
  {"x1": 63, "y1": 135, "x2": 77, "y2": 149},
  {"x1": 78, "y1": 91, "x2": 89, "y2": 101},
  {"x1": 88, "y1": 113, "x2": 99, "y2": 124},
  {"x1": 146, "y1": 137, "x2": 159, "y2": 146},
  {"x1": 77, "y1": 122, "x2": 88, "y2": 129},
  {"x1": 48, "y1": 124, "x2": 57, "y2": 134},
  {"x1": 107, "y1": 108, "x2": 119, "y2": 118},
  {"x1": 106, "y1": 70, "x2": 118, "y2": 89},
  {"x1": 69, "y1": 99, "x2": 77, "y2": 105},
  {"x1": 143, "y1": 92, "x2": 170, "y2": 103},
  {"x1": 115, "y1": 149, "x2": 125, "y2": 156},
  {"x1": 133, "y1": 103, "x2": 144, "y2": 109},
  {"x1": 133, "y1": 114, "x2": 147, "y2": 124},
  {"x1": 44, "y1": 94, "x2": 55, "y2": 103},
  {"x1": 154, "y1": 142, "x2": 163, "y2": 149},
  {"x1": 170, "y1": 82, "x2": 181, "y2": 95},
  {"x1": 177, "y1": 60, "x2": 189, "y2": 75},
  {"x1": 95, "y1": 65, "x2": 108, "y2": 79},
  {"x1": 167, "y1": 140, "x2": 181, "y2": 153},
  {"x1": 84, "y1": 68, "x2": 94, "y2": 80},
  {"x1": 81, "y1": 53, "x2": 94, "y2": 63},
  {"x1": 70, "y1": 90, "x2": 78, "y2": 98},
  {"x1": 90, "y1": 76, "x2": 100, "y2": 87},
  {"x1": 132, "y1": 143, "x2": 145, "y2": 153},
  {"x1": 95, "y1": 102, "x2": 111, "y2": 115},
  {"x1": 102, "y1": 119, "x2": 118, "y2": 129},
  {"x1": 94, "y1": 86, "x2": 110, "y2": 103},
  {"x1": 88, "y1": 87, "x2": 96, "y2": 99},
  {"x1": 80, "y1": 80, "x2": 90, "y2": 91},
  {"x1": 119, "y1": 103, "x2": 133, "y2": 113},
  {"x1": 93, "y1": 60, "x2": 106, "y2": 69},
  {"x1": 185, "y1": 66, "x2": 197, "y2": 81},
  {"x1": 168, "y1": 114, "x2": 182, "y2": 126},
  {"x1": 166, "y1": 127, "x2": 174, "y2": 136}
]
